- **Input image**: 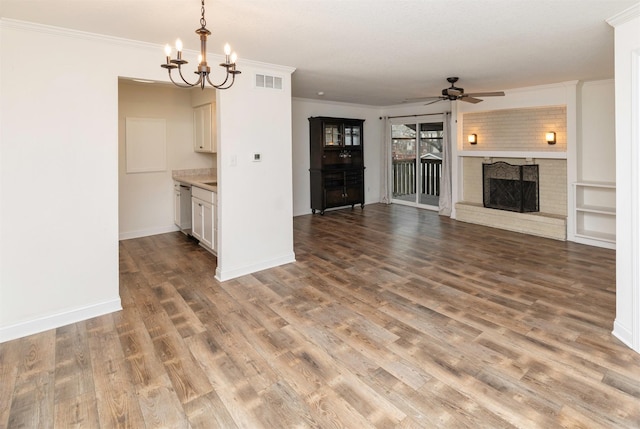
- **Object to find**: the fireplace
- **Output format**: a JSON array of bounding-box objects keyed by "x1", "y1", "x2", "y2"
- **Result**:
[{"x1": 483, "y1": 162, "x2": 539, "y2": 213}]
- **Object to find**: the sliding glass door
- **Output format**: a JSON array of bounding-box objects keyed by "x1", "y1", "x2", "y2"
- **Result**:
[{"x1": 391, "y1": 120, "x2": 443, "y2": 209}]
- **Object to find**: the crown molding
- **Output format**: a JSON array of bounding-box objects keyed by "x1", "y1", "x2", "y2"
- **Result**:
[
  {"x1": 606, "y1": 3, "x2": 640, "y2": 27},
  {"x1": 0, "y1": 18, "x2": 296, "y2": 75},
  {"x1": 0, "y1": 18, "x2": 157, "y2": 50}
]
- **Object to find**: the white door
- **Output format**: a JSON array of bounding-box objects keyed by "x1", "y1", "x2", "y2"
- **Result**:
[
  {"x1": 201, "y1": 202, "x2": 214, "y2": 249},
  {"x1": 192, "y1": 198, "x2": 203, "y2": 240}
]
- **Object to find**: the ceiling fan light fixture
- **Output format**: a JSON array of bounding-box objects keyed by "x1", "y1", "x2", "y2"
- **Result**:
[
  {"x1": 404, "y1": 77, "x2": 505, "y2": 105},
  {"x1": 160, "y1": 0, "x2": 241, "y2": 90}
]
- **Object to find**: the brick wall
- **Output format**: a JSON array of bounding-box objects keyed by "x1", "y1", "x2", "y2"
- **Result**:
[
  {"x1": 462, "y1": 106, "x2": 566, "y2": 152},
  {"x1": 455, "y1": 203, "x2": 566, "y2": 240}
]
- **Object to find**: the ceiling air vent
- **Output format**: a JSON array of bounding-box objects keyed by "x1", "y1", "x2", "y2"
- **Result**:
[{"x1": 255, "y1": 74, "x2": 283, "y2": 90}]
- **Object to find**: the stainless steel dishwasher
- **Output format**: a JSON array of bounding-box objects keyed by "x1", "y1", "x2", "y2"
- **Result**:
[{"x1": 179, "y1": 184, "x2": 192, "y2": 234}]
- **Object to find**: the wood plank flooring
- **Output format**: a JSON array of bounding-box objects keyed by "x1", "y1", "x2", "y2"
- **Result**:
[{"x1": 2, "y1": 203, "x2": 639, "y2": 428}]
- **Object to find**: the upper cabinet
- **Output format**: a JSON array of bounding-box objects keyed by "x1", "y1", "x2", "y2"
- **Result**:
[
  {"x1": 310, "y1": 117, "x2": 364, "y2": 171},
  {"x1": 322, "y1": 119, "x2": 362, "y2": 148},
  {"x1": 194, "y1": 103, "x2": 216, "y2": 153}
]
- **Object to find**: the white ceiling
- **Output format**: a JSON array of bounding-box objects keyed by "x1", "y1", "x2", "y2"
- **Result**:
[{"x1": 1, "y1": 0, "x2": 636, "y2": 106}]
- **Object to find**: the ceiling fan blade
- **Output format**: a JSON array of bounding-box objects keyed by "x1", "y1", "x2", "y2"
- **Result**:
[
  {"x1": 464, "y1": 91, "x2": 505, "y2": 97},
  {"x1": 460, "y1": 96, "x2": 483, "y2": 104}
]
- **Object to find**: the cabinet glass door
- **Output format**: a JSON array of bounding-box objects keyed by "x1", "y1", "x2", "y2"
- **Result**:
[
  {"x1": 324, "y1": 124, "x2": 342, "y2": 146},
  {"x1": 344, "y1": 124, "x2": 361, "y2": 146}
]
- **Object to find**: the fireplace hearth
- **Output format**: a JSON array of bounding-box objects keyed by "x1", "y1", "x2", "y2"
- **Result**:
[{"x1": 483, "y1": 162, "x2": 539, "y2": 213}]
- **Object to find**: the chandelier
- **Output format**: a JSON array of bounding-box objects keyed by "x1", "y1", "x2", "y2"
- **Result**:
[{"x1": 161, "y1": 0, "x2": 241, "y2": 90}]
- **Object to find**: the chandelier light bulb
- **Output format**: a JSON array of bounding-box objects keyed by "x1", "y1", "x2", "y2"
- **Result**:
[
  {"x1": 231, "y1": 52, "x2": 238, "y2": 64},
  {"x1": 175, "y1": 38, "x2": 183, "y2": 52},
  {"x1": 224, "y1": 44, "x2": 231, "y2": 55},
  {"x1": 164, "y1": 44, "x2": 171, "y2": 56}
]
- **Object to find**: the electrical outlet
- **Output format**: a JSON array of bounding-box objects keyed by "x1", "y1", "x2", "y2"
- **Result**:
[{"x1": 253, "y1": 153, "x2": 261, "y2": 162}]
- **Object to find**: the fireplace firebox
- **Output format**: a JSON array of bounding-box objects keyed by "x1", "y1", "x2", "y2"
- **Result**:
[{"x1": 483, "y1": 162, "x2": 539, "y2": 213}]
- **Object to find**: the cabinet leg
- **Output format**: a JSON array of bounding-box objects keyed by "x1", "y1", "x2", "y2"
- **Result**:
[
  {"x1": 312, "y1": 209, "x2": 316, "y2": 214},
  {"x1": 320, "y1": 210, "x2": 325, "y2": 215},
  {"x1": 361, "y1": 203, "x2": 364, "y2": 209}
]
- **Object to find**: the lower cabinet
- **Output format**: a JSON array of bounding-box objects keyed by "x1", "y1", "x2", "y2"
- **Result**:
[
  {"x1": 310, "y1": 168, "x2": 365, "y2": 215},
  {"x1": 191, "y1": 186, "x2": 217, "y2": 253}
]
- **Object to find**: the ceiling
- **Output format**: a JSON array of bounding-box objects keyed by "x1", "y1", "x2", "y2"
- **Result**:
[{"x1": 1, "y1": 0, "x2": 636, "y2": 106}]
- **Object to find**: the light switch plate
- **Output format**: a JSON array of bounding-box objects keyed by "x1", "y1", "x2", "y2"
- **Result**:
[{"x1": 253, "y1": 153, "x2": 261, "y2": 162}]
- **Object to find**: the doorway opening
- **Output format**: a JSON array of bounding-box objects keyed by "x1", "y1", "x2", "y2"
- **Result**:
[{"x1": 390, "y1": 121, "x2": 443, "y2": 209}]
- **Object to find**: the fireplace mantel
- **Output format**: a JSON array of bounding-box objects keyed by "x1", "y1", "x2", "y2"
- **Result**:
[{"x1": 458, "y1": 150, "x2": 567, "y2": 159}]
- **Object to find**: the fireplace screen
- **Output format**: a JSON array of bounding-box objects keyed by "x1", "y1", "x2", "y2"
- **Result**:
[{"x1": 482, "y1": 162, "x2": 539, "y2": 213}]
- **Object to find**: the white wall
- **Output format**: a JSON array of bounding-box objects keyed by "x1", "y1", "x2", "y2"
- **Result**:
[
  {"x1": 0, "y1": 19, "x2": 295, "y2": 341},
  {"x1": 216, "y1": 62, "x2": 295, "y2": 281},
  {"x1": 118, "y1": 81, "x2": 215, "y2": 239},
  {"x1": 579, "y1": 80, "x2": 616, "y2": 183},
  {"x1": 291, "y1": 98, "x2": 384, "y2": 216},
  {"x1": 608, "y1": 5, "x2": 640, "y2": 353}
]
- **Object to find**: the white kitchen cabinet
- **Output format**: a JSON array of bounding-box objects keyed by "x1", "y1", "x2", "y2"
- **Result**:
[
  {"x1": 192, "y1": 198, "x2": 203, "y2": 239},
  {"x1": 193, "y1": 103, "x2": 216, "y2": 153},
  {"x1": 201, "y1": 201, "x2": 214, "y2": 250},
  {"x1": 191, "y1": 186, "x2": 217, "y2": 253}
]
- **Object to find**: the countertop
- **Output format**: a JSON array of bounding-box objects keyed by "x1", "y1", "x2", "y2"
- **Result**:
[{"x1": 173, "y1": 175, "x2": 218, "y2": 192}]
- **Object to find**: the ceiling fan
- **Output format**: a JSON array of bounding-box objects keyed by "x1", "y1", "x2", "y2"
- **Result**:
[{"x1": 405, "y1": 77, "x2": 505, "y2": 105}]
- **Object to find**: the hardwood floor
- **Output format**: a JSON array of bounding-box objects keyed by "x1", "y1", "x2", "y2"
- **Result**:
[{"x1": 2, "y1": 203, "x2": 639, "y2": 428}]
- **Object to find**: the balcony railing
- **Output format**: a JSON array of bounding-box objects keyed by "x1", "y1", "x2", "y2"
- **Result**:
[{"x1": 393, "y1": 157, "x2": 442, "y2": 197}]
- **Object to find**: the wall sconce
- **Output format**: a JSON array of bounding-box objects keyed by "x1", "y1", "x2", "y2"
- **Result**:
[
  {"x1": 546, "y1": 131, "x2": 556, "y2": 145},
  {"x1": 468, "y1": 134, "x2": 477, "y2": 145}
]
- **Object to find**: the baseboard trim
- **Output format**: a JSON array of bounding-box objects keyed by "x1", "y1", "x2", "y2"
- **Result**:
[
  {"x1": 0, "y1": 298, "x2": 122, "y2": 343},
  {"x1": 215, "y1": 252, "x2": 296, "y2": 282},
  {"x1": 119, "y1": 225, "x2": 179, "y2": 241},
  {"x1": 612, "y1": 320, "x2": 635, "y2": 351}
]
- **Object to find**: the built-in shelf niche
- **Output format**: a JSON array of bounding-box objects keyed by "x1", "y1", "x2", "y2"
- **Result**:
[{"x1": 573, "y1": 181, "x2": 616, "y2": 248}]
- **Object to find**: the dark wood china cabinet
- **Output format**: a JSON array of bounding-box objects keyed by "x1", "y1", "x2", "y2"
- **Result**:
[{"x1": 309, "y1": 117, "x2": 365, "y2": 215}]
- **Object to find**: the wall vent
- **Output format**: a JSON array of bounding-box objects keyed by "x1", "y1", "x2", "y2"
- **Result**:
[{"x1": 255, "y1": 74, "x2": 283, "y2": 90}]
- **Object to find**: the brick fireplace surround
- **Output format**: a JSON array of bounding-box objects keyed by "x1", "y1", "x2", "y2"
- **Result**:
[{"x1": 455, "y1": 106, "x2": 568, "y2": 240}]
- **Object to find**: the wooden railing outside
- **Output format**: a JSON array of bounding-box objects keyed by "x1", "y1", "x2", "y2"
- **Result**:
[{"x1": 393, "y1": 158, "x2": 442, "y2": 197}]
